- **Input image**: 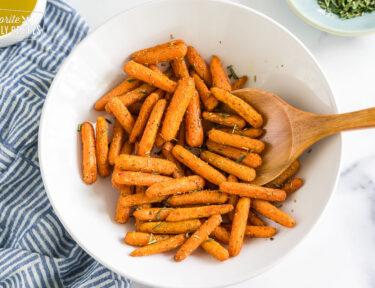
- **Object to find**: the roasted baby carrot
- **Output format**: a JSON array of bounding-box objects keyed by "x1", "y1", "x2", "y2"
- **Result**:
[
  {"x1": 162, "y1": 142, "x2": 185, "y2": 178},
  {"x1": 175, "y1": 215, "x2": 222, "y2": 262},
  {"x1": 145, "y1": 175, "x2": 205, "y2": 197},
  {"x1": 94, "y1": 77, "x2": 141, "y2": 111},
  {"x1": 108, "y1": 120, "x2": 126, "y2": 166},
  {"x1": 121, "y1": 141, "x2": 133, "y2": 155},
  {"x1": 268, "y1": 160, "x2": 301, "y2": 187},
  {"x1": 283, "y1": 178, "x2": 303, "y2": 195},
  {"x1": 208, "y1": 129, "x2": 265, "y2": 153},
  {"x1": 115, "y1": 154, "x2": 175, "y2": 175},
  {"x1": 248, "y1": 210, "x2": 265, "y2": 226},
  {"x1": 124, "y1": 61, "x2": 177, "y2": 93},
  {"x1": 210, "y1": 225, "x2": 230, "y2": 245},
  {"x1": 185, "y1": 90, "x2": 204, "y2": 147},
  {"x1": 200, "y1": 151, "x2": 256, "y2": 182},
  {"x1": 191, "y1": 71, "x2": 218, "y2": 111},
  {"x1": 115, "y1": 84, "x2": 157, "y2": 109},
  {"x1": 218, "y1": 127, "x2": 264, "y2": 138},
  {"x1": 220, "y1": 182, "x2": 286, "y2": 202},
  {"x1": 206, "y1": 140, "x2": 262, "y2": 168},
  {"x1": 231, "y1": 76, "x2": 248, "y2": 90},
  {"x1": 112, "y1": 166, "x2": 128, "y2": 190},
  {"x1": 187, "y1": 46, "x2": 212, "y2": 86},
  {"x1": 167, "y1": 190, "x2": 228, "y2": 206},
  {"x1": 125, "y1": 232, "x2": 171, "y2": 246},
  {"x1": 211, "y1": 87, "x2": 263, "y2": 128},
  {"x1": 129, "y1": 92, "x2": 160, "y2": 143},
  {"x1": 121, "y1": 193, "x2": 168, "y2": 207},
  {"x1": 137, "y1": 99, "x2": 167, "y2": 156},
  {"x1": 161, "y1": 77, "x2": 195, "y2": 141},
  {"x1": 201, "y1": 239, "x2": 229, "y2": 261},
  {"x1": 166, "y1": 204, "x2": 233, "y2": 222},
  {"x1": 131, "y1": 40, "x2": 187, "y2": 64},
  {"x1": 138, "y1": 220, "x2": 201, "y2": 234},
  {"x1": 210, "y1": 55, "x2": 231, "y2": 91},
  {"x1": 133, "y1": 207, "x2": 173, "y2": 221},
  {"x1": 131, "y1": 234, "x2": 186, "y2": 257},
  {"x1": 202, "y1": 112, "x2": 246, "y2": 129},
  {"x1": 227, "y1": 175, "x2": 238, "y2": 222},
  {"x1": 229, "y1": 197, "x2": 250, "y2": 257},
  {"x1": 172, "y1": 145, "x2": 227, "y2": 185},
  {"x1": 95, "y1": 116, "x2": 111, "y2": 177},
  {"x1": 80, "y1": 122, "x2": 97, "y2": 184},
  {"x1": 115, "y1": 186, "x2": 132, "y2": 223},
  {"x1": 106, "y1": 97, "x2": 135, "y2": 134},
  {"x1": 245, "y1": 226, "x2": 276, "y2": 238},
  {"x1": 113, "y1": 170, "x2": 171, "y2": 186},
  {"x1": 172, "y1": 58, "x2": 189, "y2": 78},
  {"x1": 252, "y1": 199, "x2": 296, "y2": 228}
]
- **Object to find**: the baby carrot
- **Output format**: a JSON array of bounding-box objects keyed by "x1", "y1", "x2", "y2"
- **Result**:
[
  {"x1": 121, "y1": 193, "x2": 167, "y2": 208},
  {"x1": 161, "y1": 77, "x2": 195, "y2": 141},
  {"x1": 115, "y1": 154, "x2": 175, "y2": 175},
  {"x1": 124, "y1": 61, "x2": 177, "y2": 93},
  {"x1": 268, "y1": 160, "x2": 300, "y2": 187},
  {"x1": 175, "y1": 215, "x2": 222, "y2": 262},
  {"x1": 167, "y1": 190, "x2": 228, "y2": 206},
  {"x1": 172, "y1": 58, "x2": 189, "y2": 79},
  {"x1": 186, "y1": 46, "x2": 212, "y2": 86},
  {"x1": 220, "y1": 182, "x2": 286, "y2": 202},
  {"x1": 133, "y1": 207, "x2": 173, "y2": 221},
  {"x1": 129, "y1": 92, "x2": 160, "y2": 143},
  {"x1": 96, "y1": 116, "x2": 111, "y2": 177},
  {"x1": 131, "y1": 40, "x2": 187, "y2": 64},
  {"x1": 227, "y1": 175, "x2": 238, "y2": 222},
  {"x1": 166, "y1": 204, "x2": 233, "y2": 222},
  {"x1": 283, "y1": 178, "x2": 303, "y2": 195},
  {"x1": 206, "y1": 140, "x2": 262, "y2": 168},
  {"x1": 80, "y1": 122, "x2": 97, "y2": 184},
  {"x1": 210, "y1": 225, "x2": 230, "y2": 245},
  {"x1": 185, "y1": 90, "x2": 204, "y2": 147},
  {"x1": 106, "y1": 97, "x2": 135, "y2": 134},
  {"x1": 139, "y1": 220, "x2": 201, "y2": 234},
  {"x1": 218, "y1": 127, "x2": 264, "y2": 138},
  {"x1": 200, "y1": 151, "x2": 256, "y2": 182},
  {"x1": 94, "y1": 77, "x2": 141, "y2": 111},
  {"x1": 245, "y1": 226, "x2": 276, "y2": 238},
  {"x1": 248, "y1": 210, "x2": 265, "y2": 226},
  {"x1": 202, "y1": 112, "x2": 246, "y2": 129},
  {"x1": 201, "y1": 239, "x2": 229, "y2": 261},
  {"x1": 138, "y1": 99, "x2": 167, "y2": 156},
  {"x1": 172, "y1": 145, "x2": 227, "y2": 185},
  {"x1": 191, "y1": 71, "x2": 218, "y2": 111},
  {"x1": 131, "y1": 234, "x2": 186, "y2": 257},
  {"x1": 145, "y1": 175, "x2": 205, "y2": 197},
  {"x1": 208, "y1": 129, "x2": 265, "y2": 153},
  {"x1": 231, "y1": 76, "x2": 248, "y2": 90},
  {"x1": 108, "y1": 120, "x2": 125, "y2": 166},
  {"x1": 162, "y1": 142, "x2": 185, "y2": 178},
  {"x1": 134, "y1": 186, "x2": 151, "y2": 231},
  {"x1": 125, "y1": 232, "x2": 171, "y2": 246},
  {"x1": 210, "y1": 55, "x2": 231, "y2": 91},
  {"x1": 211, "y1": 87, "x2": 263, "y2": 128},
  {"x1": 113, "y1": 170, "x2": 171, "y2": 186},
  {"x1": 252, "y1": 199, "x2": 296, "y2": 228},
  {"x1": 115, "y1": 84, "x2": 157, "y2": 109},
  {"x1": 115, "y1": 186, "x2": 133, "y2": 223},
  {"x1": 229, "y1": 197, "x2": 250, "y2": 257}
]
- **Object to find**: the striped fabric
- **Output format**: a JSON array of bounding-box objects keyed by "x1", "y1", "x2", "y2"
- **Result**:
[{"x1": 0, "y1": 1, "x2": 130, "y2": 287}]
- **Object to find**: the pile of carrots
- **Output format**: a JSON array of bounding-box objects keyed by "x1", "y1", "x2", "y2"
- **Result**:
[{"x1": 79, "y1": 39, "x2": 303, "y2": 262}]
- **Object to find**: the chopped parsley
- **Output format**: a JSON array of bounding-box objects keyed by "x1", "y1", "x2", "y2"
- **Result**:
[
  {"x1": 77, "y1": 124, "x2": 82, "y2": 132},
  {"x1": 220, "y1": 113, "x2": 231, "y2": 118},
  {"x1": 152, "y1": 222, "x2": 164, "y2": 230},
  {"x1": 127, "y1": 79, "x2": 137, "y2": 83},
  {"x1": 105, "y1": 118, "x2": 112, "y2": 124},
  {"x1": 139, "y1": 90, "x2": 148, "y2": 94},
  {"x1": 227, "y1": 65, "x2": 239, "y2": 80},
  {"x1": 236, "y1": 155, "x2": 246, "y2": 163}
]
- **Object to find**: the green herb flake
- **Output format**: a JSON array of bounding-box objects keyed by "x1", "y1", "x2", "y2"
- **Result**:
[
  {"x1": 152, "y1": 222, "x2": 164, "y2": 230},
  {"x1": 218, "y1": 191, "x2": 222, "y2": 199},
  {"x1": 151, "y1": 172, "x2": 160, "y2": 175},
  {"x1": 148, "y1": 239, "x2": 158, "y2": 245},
  {"x1": 204, "y1": 238, "x2": 215, "y2": 242},
  {"x1": 77, "y1": 124, "x2": 82, "y2": 132},
  {"x1": 270, "y1": 237, "x2": 274, "y2": 241},
  {"x1": 139, "y1": 90, "x2": 148, "y2": 94},
  {"x1": 248, "y1": 149, "x2": 254, "y2": 154},
  {"x1": 236, "y1": 155, "x2": 246, "y2": 163},
  {"x1": 150, "y1": 210, "x2": 154, "y2": 215},
  {"x1": 103, "y1": 130, "x2": 109, "y2": 135},
  {"x1": 105, "y1": 118, "x2": 112, "y2": 124},
  {"x1": 155, "y1": 207, "x2": 166, "y2": 220},
  {"x1": 127, "y1": 79, "x2": 137, "y2": 83},
  {"x1": 227, "y1": 65, "x2": 239, "y2": 80},
  {"x1": 232, "y1": 125, "x2": 238, "y2": 135},
  {"x1": 253, "y1": 75, "x2": 257, "y2": 82},
  {"x1": 220, "y1": 113, "x2": 231, "y2": 118},
  {"x1": 274, "y1": 184, "x2": 283, "y2": 188}
]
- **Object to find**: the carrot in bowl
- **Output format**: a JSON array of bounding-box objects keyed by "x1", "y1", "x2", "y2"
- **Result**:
[
  {"x1": 202, "y1": 112, "x2": 246, "y2": 129},
  {"x1": 210, "y1": 55, "x2": 231, "y2": 91},
  {"x1": 252, "y1": 199, "x2": 296, "y2": 228},
  {"x1": 108, "y1": 120, "x2": 126, "y2": 166},
  {"x1": 191, "y1": 71, "x2": 218, "y2": 111},
  {"x1": 115, "y1": 154, "x2": 175, "y2": 175},
  {"x1": 80, "y1": 122, "x2": 97, "y2": 184},
  {"x1": 95, "y1": 116, "x2": 111, "y2": 177},
  {"x1": 186, "y1": 46, "x2": 212, "y2": 86},
  {"x1": 106, "y1": 97, "x2": 135, "y2": 134}
]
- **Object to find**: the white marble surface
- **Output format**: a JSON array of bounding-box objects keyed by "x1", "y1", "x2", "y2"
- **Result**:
[{"x1": 67, "y1": 0, "x2": 375, "y2": 287}]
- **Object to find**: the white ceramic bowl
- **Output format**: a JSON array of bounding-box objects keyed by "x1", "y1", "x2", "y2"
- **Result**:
[{"x1": 38, "y1": 0, "x2": 342, "y2": 287}]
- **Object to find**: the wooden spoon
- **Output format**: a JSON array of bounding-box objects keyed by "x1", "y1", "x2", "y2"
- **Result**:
[{"x1": 232, "y1": 88, "x2": 375, "y2": 185}]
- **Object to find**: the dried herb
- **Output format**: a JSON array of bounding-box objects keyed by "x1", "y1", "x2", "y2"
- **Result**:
[
  {"x1": 227, "y1": 65, "x2": 239, "y2": 80},
  {"x1": 152, "y1": 222, "x2": 164, "y2": 230},
  {"x1": 318, "y1": 0, "x2": 375, "y2": 19},
  {"x1": 77, "y1": 124, "x2": 82, "y2": 132},
  {"x1": 236, "y1": 155, "x2": 246, "y2": 163},
  {"x1": 105, "y1": 118, "x2": 112, "y2": 124},
  {"x1": 127, "y1": 79, "x2": 137, "y2": 83}
]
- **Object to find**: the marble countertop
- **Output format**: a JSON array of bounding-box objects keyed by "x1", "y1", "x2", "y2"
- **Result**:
[{"x1": 68, "y1": 0, "x2": 375, "y2": 287}]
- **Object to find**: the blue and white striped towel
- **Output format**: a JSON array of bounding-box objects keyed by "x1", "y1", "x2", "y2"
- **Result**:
[{"x1": 0, "y1": 1, "x2": 130, "y2": 287}]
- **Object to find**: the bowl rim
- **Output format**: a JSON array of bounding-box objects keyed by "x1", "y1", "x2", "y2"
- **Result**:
[
  {"x1": 286, "y1": 0, "x2": 375, "y2": 36},
  {"x1": 38, "y1": 0, "x2": 342, "y2": 287}
]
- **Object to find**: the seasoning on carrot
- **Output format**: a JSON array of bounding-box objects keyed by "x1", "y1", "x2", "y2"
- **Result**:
[
  {"x1": 229, "y1": 197, "x2": 250, "y2": 257},
  {"x1": 283, "y1": 178, "x2": 303, "y2": 195},
  {"x1": 115, "y1": 154, "x2": 175, "y2": 175},
  {"x1": 80, "y1": 122, "x2": 97, "y2": 184},
  {"x1": 185, "y1": 90, "x2": 204, "y2": 147},
  {"x1": 191, "y1": 71, "x2": 218, "y2": 111},
  {"x1": 125, "y1": 232, "x2": 171, "y2": 246},
  {"x1": 202, "y1": 112, "x2": 246, "y2": 129},
  {"x1": 166, "y1": 204, "x2": 233, "y2": 222},
  {"x1": 133, "y1": 207, "x2": 173, "y2": 221},
  {"x1": 248, "y1": 210, "x2": 265, "y2": 226},
  {"x1": 115, "y1": 186, "x2": 133, "y2": 223},
  {"x1": 227, "y1": 175, "x2": 238, "y2": 222},
  {"x1": 121, "y1": 141, "x2": 133, "y2": 155},
  {"x1": 186, "y1": 46, "x2": 212, "y2": 86},
  {"x1": 138, "y1": 219, "x2": 201, "y2": 234},
  {"x1": 218, "y1": 127, "x2": 264, "y2": 138},
  {"x1": 108, "y1": 120, "x2": 126, "y2": 166},
  {"x1": 106, "y1": 97, "x2": 135, "y2": 134},
  {"x1": 231, "y1": 75, "x2": 248, "y2": 90},
  {"x1": 210, "y1": 55, "x2": 231, "y2": 91},
  {"x1": 113, "y1": 170, "x2": 171, "y2": 186},
  {"x1": 252, "y1": 199, "x2": 296, "y2": 228},
  {"x1": 121, "y1": 193, "x2": 168, "y2": 207},
  {"x1": 114, "y1": 84, "x2": 157, "y2": 110},
  {"x1": 131, "y1": 234, "x2": 187, "y2": 257},
  {"x1": 167, "y1": 190, "x2": 228, "y2": 206},
  {"x1": 172, "y1": 58, "x2": 190, "y2": 79},
  {"x1": 244, "y1": 226, "x2": 276, "y2": 238},
  {"x1": 201, "y1": 239, "x2": 229, "y2": 261},
  {"x1": 96, "y1": 116, "x2": 111, "y2": 177}
]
